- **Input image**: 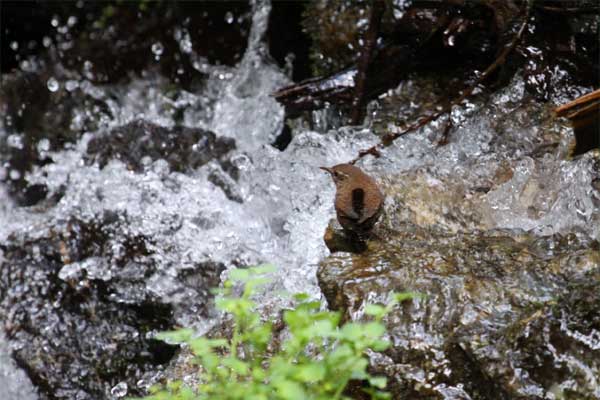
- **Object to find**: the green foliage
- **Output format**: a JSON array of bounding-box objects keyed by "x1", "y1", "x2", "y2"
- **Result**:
[{"x1": 134, "y1": 265, "x2": 420, "y2": 400}]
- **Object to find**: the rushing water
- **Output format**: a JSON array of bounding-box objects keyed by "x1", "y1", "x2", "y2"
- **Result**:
[{"x1": 0, "y1": 1, "x2": 598, "y2": 398}]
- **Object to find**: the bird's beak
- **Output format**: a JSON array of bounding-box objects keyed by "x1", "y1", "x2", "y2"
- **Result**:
[{"x1": 319, "y1": 166, "x2": 332, "y2": 174}]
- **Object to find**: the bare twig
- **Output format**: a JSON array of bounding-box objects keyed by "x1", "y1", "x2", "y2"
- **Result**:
[
  {"x1": 438, "y1": 117, "x2": 454, "y2": 146},
  {"x1": 350, "y1": 0, "x2": 533, "y2": 164},
  {"x1": 555, "y1": 88, "x2": 600, "y2": 117},
  {"x1": 350, "y1": 0, "x2": 386, "y2": 125},
  {"x1": 536, "y1": 5, "x2": 600, "y2": 14}
]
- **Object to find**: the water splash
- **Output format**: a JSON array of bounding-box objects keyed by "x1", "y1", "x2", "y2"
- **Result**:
[
  {"x1": 0, "y1": 0, "x2": 598, "y2": 397},
  {"x1": 0, "y1": 333, "x2": 37, "y2": 400}
]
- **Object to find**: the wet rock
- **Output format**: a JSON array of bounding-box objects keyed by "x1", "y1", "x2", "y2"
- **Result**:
[
  {"x1": 521, "y1": 6, "x2": 600, "y2": 101},
  {"x1": 318, "y1": 223, "x2": 600, "y2": 399},
  {"x1": 207, "y1": 163, "x2": 244, "y2": 203},
  {"x1": 301, "y1": 1, "x2": 369, "y2": 76},
  {"x1": 1, "y1": 1, "x2": 253, "y2": 207},
  {"x1": 0, "y1": 332, "x2": 37, "y2": 400},
  {"x1": 2, "y1": 2, "x2": 251, "y2": 87},
  {"x1": 85, "y1": 120, "x2": 236, "y2": 174},
  {"x1": 0, "y1": 212, "x2": 224, "y2": 399},
  {"x1": 60, "y1": 2, "x2": 251, "y2": 87},
  {"x1": 0, "y1": 71, "x2": 111, "y2": 206},
  {"x1": 323, "y1": 221, "x2": 368, "y2": 253}
]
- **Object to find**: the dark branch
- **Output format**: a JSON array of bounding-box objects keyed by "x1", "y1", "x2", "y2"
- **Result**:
[
  {"x1": 350, "y1": 0, "x2": 386, "y2": 125},
  {"x1": 350, "y1": 0, "x2": 534, "y2": 164}
]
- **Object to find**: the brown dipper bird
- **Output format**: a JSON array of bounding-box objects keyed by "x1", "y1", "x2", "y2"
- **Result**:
[{"x1": 320, "y1": 163, "x2": 384, "y2": 237}]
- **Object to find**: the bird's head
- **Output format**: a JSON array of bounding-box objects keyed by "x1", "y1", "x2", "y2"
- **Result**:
[{"x1": 319, "y1": 164, "x2": 357, "y2": 186}]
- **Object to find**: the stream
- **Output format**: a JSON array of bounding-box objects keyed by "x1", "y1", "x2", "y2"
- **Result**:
[{"x1": 0, "y1": 1, "x2": 599, "y2": 399}]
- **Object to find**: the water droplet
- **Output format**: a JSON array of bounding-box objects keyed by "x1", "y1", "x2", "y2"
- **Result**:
[
  {"x1": 180, "y1": 33, "x2": 192, "y2": 53},
  {"x1": 355, "y1": 17, "x2": 369, "y2": 30},
  {"x1": 9, "y1": 169, "x2": 21, "y2": 180},
  {"x1": 67, "y1": 16, "x2": 77, "y2": 27},
  {"x1": 42, "y1": 36, "x2": 52, "y2": 47},
  {"x1": 65, "y1": 80, "x2": 79, "y2": 91},
  {"x1": 19, "y1": 60, "x2": 30, "y2": 71},
  {"x1": 7, "y1": 134, "x2": 24, "y2": 149},
  {"x1": 37, "y1": 139, "x2": 51, "y2": 153},
  {"x1": 392, "y1": 0, "x2": 410, "y2": 19},
  {"x1": 10, "y1": 41, "x2": 18, "y2": 51},
  {"x1": 83, "y1": 60, "x2": 95, "y2": 79},
  {"x1": 151, "y1": 42, "x2": 164, "y2": 60},
  {"x1": 47, "y1": 77, "x2": 59, "y2": 92},
  {"x1": 110, "y1": 382, "x2": 128, "y2": 397},
  {"x1": 225, "y1": 11, "x2": 234, "y2": 24},
  {"x1": 151, "y1": 42, "x2": 164, "y2": 55},
  {"x1": 51, "y1": 16, "x2": 59, "y2": 27}
]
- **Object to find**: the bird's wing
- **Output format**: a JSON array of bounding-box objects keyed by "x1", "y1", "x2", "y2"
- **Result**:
[
  {"x1": 357, "y1": 187, "x2": 383, "y2": 224},
  {"x1": 351, "y1": 188, "x2": 365, "y2": 220}
]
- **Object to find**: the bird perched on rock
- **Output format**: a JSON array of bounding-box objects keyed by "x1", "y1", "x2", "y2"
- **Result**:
[{"x1": 320, "y1": 163, "x2": 384, "y2": 237}]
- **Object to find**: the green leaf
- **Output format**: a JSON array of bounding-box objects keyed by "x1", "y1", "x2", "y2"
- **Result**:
[
  {"x1": 349, "y1": 359, "x2": 369, "y2": 378},
  {"x1": 295, "y1": 300, "x2": 322, "y2": 312},
  {"x1": 248, "y1": 264, "x2": 277, "y2": 275},
  {"x1": 364, "y1": 304, "x2": 387, "y2": 318},
  {"x1": 294, "y1": 363, "x2": 326, "y2": 382},
  {"x1": 229, "y1": 265, "x2": 276, "y2": 283},
  {"x1": 293, "y1": 293, "x2": 311, "y2": 302},
  {"x1": 135, "y1": 264, "x2": 396, "y2": 400},
  {"x1": 327, "y1": 343, "x2": 354, "y2": 362},
  {"x1": 245, "y1": 322, "x2": 273, "y2": 348},
  {"x1": 368, "y1": 376, "x2": 388, "y2": 389},
  {"x1": 166, "y1": 381, "x2": 182, "y2": 392},
  {"x1": 215, "y1": 297, "x2": 256, "y2": 315},
  {"x1": 274, "y1": 380, "x2": 306, "y2": 400},
  {"x1": 363, "y1": 321, "x2": 386, "y2": 338},
  {"x1": 223, "y1": 356, "x2": 250, "y2": 375},
  {"x1": 175, "y1": 386, "x2": 196, "y2": 400},
  {"x1": 246, "y1": 394, "x2": 269, "y2": 400},
  {"x1": 188, "y1": 337, "x2": 227, "y2": 358},
  {"x1": 339, "y1": 323, "x2": 362, "y2": 341},
  {"x1": 283, "y1": 309, "x2": 302, "y2": 328},
  {"x1": 394, "y1": 292, "x2": 425, "y2": 303},
  {"x1": 362, "y1": 387, "x2": 392, "y2": 400},
  {"x1": 252, "y1": 367, "x2": 267, "y2": 381},
  {"x1": 370, "y1": 338, "x2": 390, "y2": 351},
  {"x1": 228, "y1": 268, "x2": 250, "y2": 282},
  {"x1": 155, "y1": 328, "x2": 194, "y2": 345},
  {"x1": 308, "y1": 319, "x2": 336, "y2": 338},
  {"x1": 244, "y1": 277, "x2": 272, "y2": 293}
]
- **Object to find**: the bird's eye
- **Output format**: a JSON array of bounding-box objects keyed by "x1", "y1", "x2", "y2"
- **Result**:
[{"x1": 334, "y1": 171, "x2": 345, "y2": 180}]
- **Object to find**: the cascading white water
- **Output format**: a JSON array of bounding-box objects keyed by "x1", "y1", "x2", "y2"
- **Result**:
[{"x1": 0, "y1": 1, "x2": 598, "y2": 398}]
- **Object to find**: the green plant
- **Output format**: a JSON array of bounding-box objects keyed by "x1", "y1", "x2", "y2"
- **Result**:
[{"x1": 135, "y1": 265, "x2": 420, "y2": 400}]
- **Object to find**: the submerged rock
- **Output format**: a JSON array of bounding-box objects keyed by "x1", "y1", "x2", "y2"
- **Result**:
[
  {"x1": 86, "y1": 120, "x2": 236, "y2": 174},
  {"x1": 0, "y1": 71, "x2": 112, "y2": 206},
  {"x1": 318, "y1": 220, "x2": 600, "y2": 399},
  {"x1": 0, "y1": 212, "x2": 224, "y2": 399}
]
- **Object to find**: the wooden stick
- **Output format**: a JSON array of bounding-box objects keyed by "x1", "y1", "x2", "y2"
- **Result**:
[
  {"x1": 555, "y1": 88, "x2": 600, "y2": 117},
  {"x1": 350, "y1": 1, "x2": 386, "y2": 125}
]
